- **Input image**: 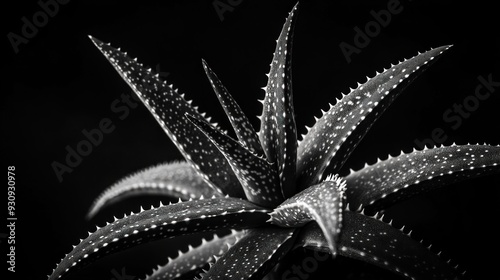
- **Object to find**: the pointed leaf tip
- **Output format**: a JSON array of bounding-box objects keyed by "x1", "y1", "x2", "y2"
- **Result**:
[
  {"x1": 49, "y1": 197, "x2": 269, "y2": 280},
  {"x1": 88, "y1": 37, "x2": 246, "y2": 199},
  {"x1": 88, "y1": 35, "x2": 104, "y2": 47},
  {"x1": 186, "y1": 114, "x2": 283, "y2": 208},
  {"x1": 297, "y1": 45, "x2": 452, "y2": 188},
  {"x1": 258, "y1": 1, "x2": 299, "y2": 199},
  {"x1": 86, "y1": 161, "x2": 223, "y2": 219},
  {"x1": 202, "y1": 59, "x2": 265, "y2": 156}
]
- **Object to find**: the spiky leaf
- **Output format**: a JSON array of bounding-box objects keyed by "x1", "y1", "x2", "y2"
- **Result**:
[
  {"x1": 48, "y1": 198, "x2": 269, "y2": 280},
  {"x1": 202, "y1": 227, "x2": 296, "y2": 280},
  {"x1": 345, "y1": 144, "x2": 500, "y2": 212},
  {"x1": 187, "y1": 115, "x2": 283, "y2": 207},
  {"x1": 297, "y1": 212, "x2": 463, "y2": 280},
  {"x1": 258, "y1": 3, "x2": 298, "y2": 198},
  {"x1": 145, "y1": 230, "x2": 246, "y2": 280},
  {"x1": 202, "y1": 60, "x2": 264, "y2": 156},
  {"x1": 89, "y1": 36, "x2": 245, "y2": 199},
  {"x1": 87, "y1": 161, "x2": 223, "y2": 219},
  {"x1": 297, "y1": 45, "x2": 452, "y2": 188},
  {"x1": 269, "y1": 176, "x2": 345, "y2": 254}
]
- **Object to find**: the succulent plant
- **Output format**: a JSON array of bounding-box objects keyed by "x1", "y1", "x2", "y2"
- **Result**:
[{"x1": 48, "y1": 3, "x2": 499, "y2": 280}]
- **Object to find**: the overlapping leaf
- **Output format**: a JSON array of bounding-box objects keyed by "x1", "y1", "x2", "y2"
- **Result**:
[
  {"x1": 48, "y1": 198, "x2": 269, "y2": 280},
  {"x1": 297, "y1": 212, "x2": 463, "y2": 279},
  {"x1": 258, "y1": 3, "x2": 299, "y2": 198},
  {"x1": 202, "y1": 227, "x2": 296, "y2": 280},
  {"x1": 297, "y1": 45, "x2": 452, "y2": 189},
  {"x1": 49, "y1": 3, "x2": 500, "y2": 280},
  {"x1": 145, "y1": 230, "x2": 246, "y2": 280},
  {"x1": 187, "y1": 115, "x2": 283, "y2": 208},
  {"x1": 87, "y1": 161, "x2": 223, "y2": 219},
  {"x1": 269, "y1": 176, "x2": 345, "y2": 254},
  {"x1": 202, "y1": 60, "x2": 264, "y2": 156},
  {"x1": 89, "y1": 36, "x2": 245, "y2": 199},
  {"x1": 345, "y1": 144, "x2": 500, "y2": 212}
]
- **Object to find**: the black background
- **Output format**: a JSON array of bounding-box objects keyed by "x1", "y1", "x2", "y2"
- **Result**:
[{"x1": 2, "y1": 0, "x2": 499, "y2": 279}]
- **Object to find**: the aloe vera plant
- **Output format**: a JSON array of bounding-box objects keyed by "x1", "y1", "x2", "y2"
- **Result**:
[{"x1": 47, "y1": 3, "x2": 499, "y2": 280}]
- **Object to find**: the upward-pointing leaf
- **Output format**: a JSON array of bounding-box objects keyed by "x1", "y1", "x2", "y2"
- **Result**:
[
  {"x1": 187, "y1": 115, "x2": 284, "y2": 208},
  {"x1": 202, "y1": 59, "x2": 264, "y2": 156},
  {"x1": 297, "y1": 45, "x2": 452, "y2": 189},
  {"x1": 48, "y1": 197, "x2": 269, "y2": 280},
  {"x1": 89, "y1": 36, "x2": 245, "y2": 199},
  {"x1": 258, "y1": 3, "x2": 299, "y2": 199}
]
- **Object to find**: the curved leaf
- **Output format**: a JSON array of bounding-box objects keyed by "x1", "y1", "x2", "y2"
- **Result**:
[
  {"x1": 296, "y1": 212, "x2": 463, "y2": 280},
  {"x1": 202, "y1": 60, "x2": 264, "y2": 156},
  {"x1": 187, "y1": 115, "x2": 283, "y2": 208},
  {"x1": 89, "y1": 36, "x2": 245, "y2": 199},
  {"x1": 48, "y1": 197, "x2": 269, "y2": 280},
  {"x1": 269, "y1": 176, "x2": 345, "y2": 254},
  {"x1": 258, "y1": 3, "x2": 299, "y2": 198},
  {"x1": 87, "y1": 161, "x2": 223, "y2": 219},
  {"x1": 297, "y1": 45, "x2": 452, "y2": 189},
  {"x1": 145, "y1": 230, "x2": 246, "y2": 280},
  {"x1": 345, "y1": 144, "x2": 500, "y2": 212},
  {"x1": 202, "y1": 227, "x2": 296, "y2": 280}
]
